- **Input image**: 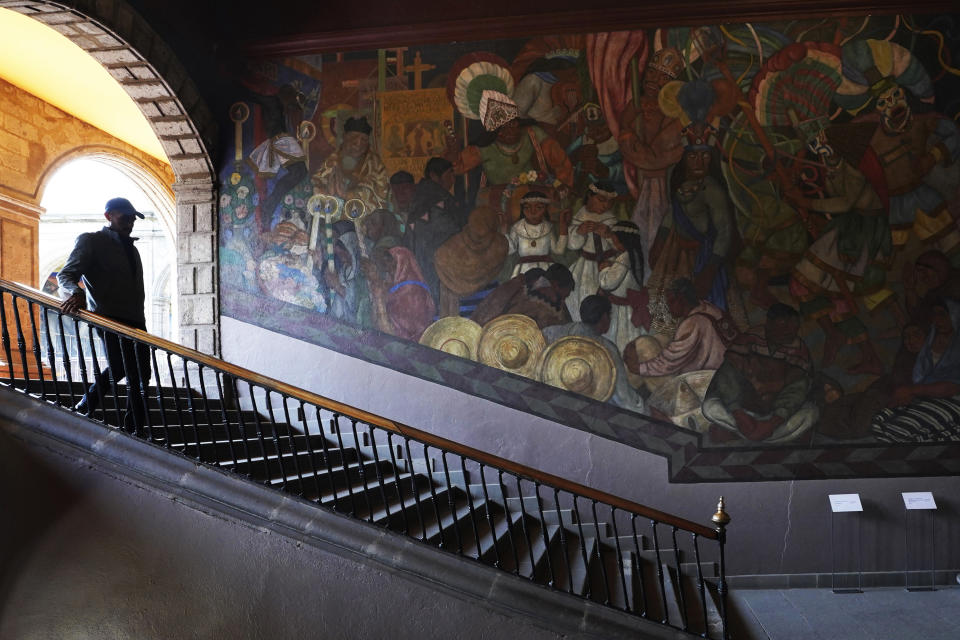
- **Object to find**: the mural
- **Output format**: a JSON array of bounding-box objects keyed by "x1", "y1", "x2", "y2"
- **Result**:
[{"x1": 219, "y1": 15, "x2": 960, "y2": 481}]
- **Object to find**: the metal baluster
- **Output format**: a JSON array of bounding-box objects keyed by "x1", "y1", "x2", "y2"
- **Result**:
[
  {"x1": 295, "y1": 400, "x2": 322, "y2": 501},
  {"x1": 592, "y1": 500, "x2": 611, "y2": 605},
  {"x1": 712, "y1": 497, "x2": 731, "y2": 640},
  {"x1": 10, "y1": 295, "x2": 30, "y2": 388},
  {"x1": 439, "y1": 451, "x2": 463, "y2": 555},
  {"x1": 386, "y1": 432, "x2": 410, "y2": 535},
  {"x1": 459, "y1": 456, "x2": 480, "y2": 560},
  {"x1": 572, "y1": 495, "x2": 591, "y2": 598},
  {"x1": 277, "y1": 395, "x2": 306, "y2": 495},
  {"x1": 148, "y1": 348, "x2": 171, "y2": 447},
  {"x1": 672, "y1": 526, "x2": 689, "y2": 630},
  {"x1": 311, "y1": 407, "x2": 337, "y2": 501},
  {"x1": 348, "y1": 418, "x2": 373, "y2": 520},
  {"x1": 261, "y1": 389, "x2": 293, "y2": 490},
  {"x1": 422, "y1": 444, "x2": 445, "y2": 549},
  {"x1": 55, "y1": 314, "x2": 76, "y2": 406},
  {"x1": 26, "y1": 301, "x2": 47, "y2": 399},
  {"x1": 180, "y1": 359, "x2": 204, "y2": 458},
  {"x1": 366, "y1": 424, "x2": 391, "y2": 526},
  {"x1": 130, "y1": 337, "x2": 154, "y2": 441},
  {"x1": 498, "y1": 470, "x2": 520, "y2": 575},
  {"x1": 551, "y1": 487, "x2": 574, "y2": 593},
  {"x1": 0, "y1": 291, "x2": 15, "y2": 383},
  {"x1": 533, "y1": 482, "x2": 556, "y2": 588},
  {"x1": 652, "y1": 521, "x2": 670, "y2": 625},
  {"x1": 329, "y1": 413, "x2": 357, "y2": 515},
  {"x1": 692, "y1": 533, "x2": 709, "y2": 638},
  {"x1": 307, "y1": 405, "x2": 343, "y2": 504},
  {"x1": 195, "y1": 364, "x2": 219, "y2": 457},
  {"x1": 86, "y1": 325, "x2": 110, "y2": 425},
  {"x1": 477, "y1": 464, "x2": 501, "y2": 568},
  {"x1": 245, "y1": 381, "x2": 273, "y2": 481},
  {"x1": 630, "y1": 514, "x2": 649, "y2": 617},
  {"x1": 71, "y1": 319, "x2": 91, "y2": 408},
  {"x1": 41, "y1": 308, "x2": 61, "y2": 404},
  {"x1": 165, "y1": 353, "x2": 189, "y2": 453},
  {"x1": 114, "y1": 333, "x2": 138, "y2": 433},
  {"x1": 609, "y1": 508, "x2": 630, "y2": 612},
  {"x1": 514, "y1": 475, "x2": 535, "y2": 580},
  {"x1": 214, "y1": 372, "x2": 239, "y2": 465},
  {"x1": 403, "y1": 437, "x2": 426, "y2": 541}
]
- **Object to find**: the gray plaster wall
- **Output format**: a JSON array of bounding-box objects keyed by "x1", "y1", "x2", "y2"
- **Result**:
[{"x1": 222, "y1": 316, "x2": 960, "y2": 581}]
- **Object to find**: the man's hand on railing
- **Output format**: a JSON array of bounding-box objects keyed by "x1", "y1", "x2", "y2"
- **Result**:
[{"x1": 60, "y1": 291, "x2": 86, "y2": 315}]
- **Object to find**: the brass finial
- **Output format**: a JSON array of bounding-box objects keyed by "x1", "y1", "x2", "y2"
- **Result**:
[{"x1": 712, "y1": 496, "x2": 731, "y2": 527}]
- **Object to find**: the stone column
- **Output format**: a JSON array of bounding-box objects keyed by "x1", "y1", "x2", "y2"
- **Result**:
[{"x1": 174, "y1": 180, "x2": 219, "y2": 356}]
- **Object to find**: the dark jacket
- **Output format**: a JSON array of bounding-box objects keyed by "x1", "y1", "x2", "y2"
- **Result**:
[{"x1": 57, "y1": 227, "x2": 146, "y2": 325}]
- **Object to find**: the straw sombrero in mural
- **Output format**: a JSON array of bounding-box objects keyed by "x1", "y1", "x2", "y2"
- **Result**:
[
  {"x1": 419, "y1": 317, "x2": 483, "y2": 361},
  {"x1": 648, "y1": 369, "x2": 716, "y2": 432},
  {"x1": 477, "y1": 314, "x2": 546, "y2": 379},
  {"x1": 624, "y1": 334, "x2": 673, "y2": 392},
  {"x1": 538, "y1": 336, "x2": 615, "y2": 403}
]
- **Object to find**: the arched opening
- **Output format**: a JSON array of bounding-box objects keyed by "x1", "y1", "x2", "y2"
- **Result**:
[
  {"x1": 38, "y1": 156, "x2": 177, "y2": 340},
  {"x1": 0, "y1": 1, "x2": 219, "y2": 354}
]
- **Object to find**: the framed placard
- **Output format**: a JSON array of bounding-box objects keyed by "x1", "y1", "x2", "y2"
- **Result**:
[
  {"x1": 902, "y1": 492, "x2": 937, "y2": 510},
  {"x1": 829, "y1": 494, "x2": 863, "y2": 513}
]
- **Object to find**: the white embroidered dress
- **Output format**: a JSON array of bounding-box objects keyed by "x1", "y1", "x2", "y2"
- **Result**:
[{"x1": 506, "y1": 219, "x2": 568, "y2": 277}]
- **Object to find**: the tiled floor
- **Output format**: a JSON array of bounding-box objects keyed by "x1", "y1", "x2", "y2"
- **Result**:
[{"x1": 728, "y1": 586, "x2": 960, "y2": 640}]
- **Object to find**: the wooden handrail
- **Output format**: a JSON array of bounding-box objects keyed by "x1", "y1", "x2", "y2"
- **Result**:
[{"x1": 1, "y1": 278, "x2": 718, "y2": 539}]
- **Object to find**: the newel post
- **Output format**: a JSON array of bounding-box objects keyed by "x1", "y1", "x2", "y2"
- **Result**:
[{"x1": 712, "y1": 496, "x2": 731, "y2": 639}]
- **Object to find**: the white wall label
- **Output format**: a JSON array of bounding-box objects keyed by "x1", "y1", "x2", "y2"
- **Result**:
[
  {"x1": 829, "y1": 494, "x2": 863, "y2": 513},
  {"x1": 902, "y1": 492, "x2": 937, "y2": 510}
]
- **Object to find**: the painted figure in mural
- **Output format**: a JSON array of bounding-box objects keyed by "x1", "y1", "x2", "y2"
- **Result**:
[
  {"x1": 471, "y1": 264, "x2": 574, "y2": 329},
  {"x1": 58, "y1": 198, "x2": 152, "y2": 429},
  {"x1": 322, "y1": 221, "x2": 371, "y2": 327},
  {"x1": 241, "y1": 83, "x2": 309, "y2": 233},
  {"x1": 445, "y1": 90, "x2": 574, "y2": 209},
  {"x1": 388, "y1": 170, "x2": 416, "y2": 230},
  {"x1": 361, "y1": 244, "x2": 435, "y2": 342},
  {"x1": 703, "y1": 304, "x2": 817, "y2": 444},
  {"x1": 647, "y1": 123, "x2": 738, "y2": 325},
  {"x1": 817, "y1": 323, "x2": 927, "y2": 441},
  {"x1": 785, "y1": 123, "x2": 891, "y2": 375},
  {"x1": 312, "y1": 116, "x2": 390, "y2": 214},
  {"x1": 838, "y1": 40, "x2": 960, "y2": 261},
  {"x1": 597, "y1": 220, "x2": 648, "y2": 352},
  {"x1": 505, "y1": 190, "x2": 569, "y2": 277},
  {"x1": 433, "y1": 206, "x2": 509, "y2": 317},
  {"x1": 566, "y1": 181, "x2": 619, "y2": 321},
  {"x1": 566, "y1": 103, "x2": 626, "y2": 197},
  {"x1": 257, "y1": 215, "x2": 327, "y2": 313},
  {"x1": 902, "y1": 250, "x2": 960, "y2": 332},
  {"x1": 625, "y1": 277, "x2": 736, "y2": 379},
  {"x1": 617, "y1": 47, "x2": 686, "y2": 264},
  {"x1": 543, "y1": 295, "x2": 645, "y2": 411},
  {"x1": 871, "y1": 298, "x2": 960, "y2": 443},
  {"x1": 405, "y1": 158, "x2": 466, "y2": 305}
]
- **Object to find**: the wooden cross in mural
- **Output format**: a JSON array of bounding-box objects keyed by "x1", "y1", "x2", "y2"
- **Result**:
[{"x1": 403, "y1": 51, "x2": 435, "y2": 90}]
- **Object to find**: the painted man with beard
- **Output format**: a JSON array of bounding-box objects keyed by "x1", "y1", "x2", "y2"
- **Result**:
[{"x1": 312, "y1": 116, "x2": 390, "y2": 214}]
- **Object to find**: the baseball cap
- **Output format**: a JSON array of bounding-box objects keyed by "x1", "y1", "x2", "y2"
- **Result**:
[{"x1": 105, "y1": 197, "x2": 145, "y2": 219}]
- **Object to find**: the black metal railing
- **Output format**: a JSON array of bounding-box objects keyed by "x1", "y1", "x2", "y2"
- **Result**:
[{"x1": 0, "y1": 278, "x2": 730, "y2": 638}]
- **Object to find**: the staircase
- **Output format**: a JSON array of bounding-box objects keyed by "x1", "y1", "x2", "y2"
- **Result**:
[{"x1": 0, "y1": 279, "x2": 730, "y2": 639}]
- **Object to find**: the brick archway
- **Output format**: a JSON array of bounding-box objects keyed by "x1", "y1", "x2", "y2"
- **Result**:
[{"x1": 0, "y1": 0, "x2": 220, "y2": 354}]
